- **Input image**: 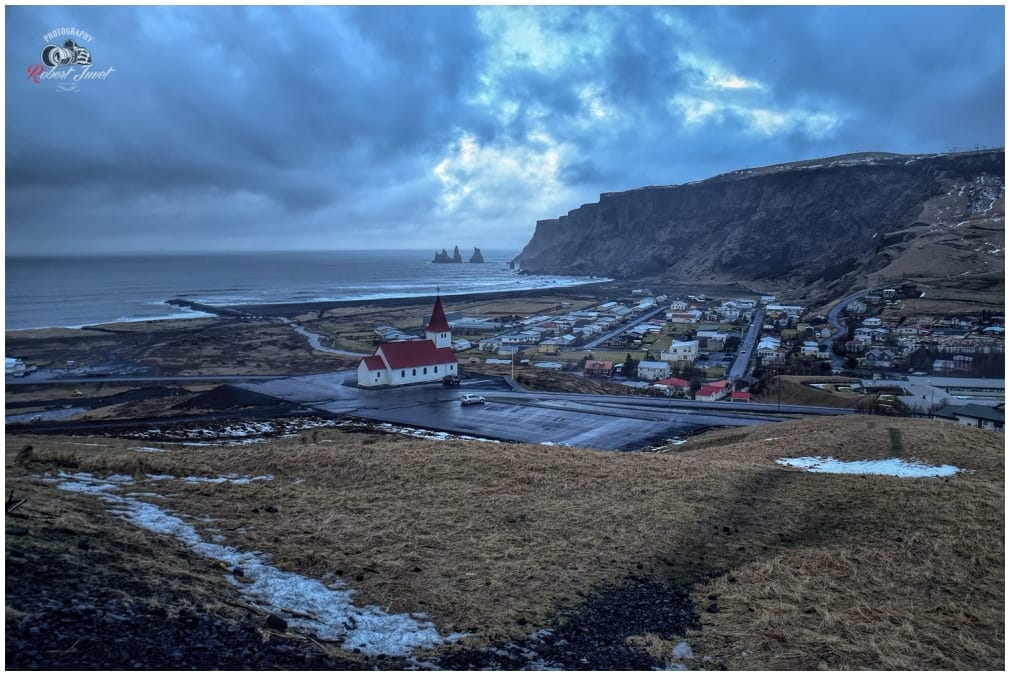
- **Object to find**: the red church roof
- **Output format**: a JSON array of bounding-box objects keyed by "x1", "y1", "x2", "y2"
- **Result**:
[
  {"x1": 427, "y1": 295, "x2": 451, "y2": 333},
  {"x1": 377, "y1": 340, "x2": 456, "y2": 369},
  {"x1": 361, "y1": 355, "x2": 385, "y2": 371}
]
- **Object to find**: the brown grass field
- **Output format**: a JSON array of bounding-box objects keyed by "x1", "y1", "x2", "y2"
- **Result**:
[{"x1": 5, "y1": 415, "x2": 1003, "y2": 669}]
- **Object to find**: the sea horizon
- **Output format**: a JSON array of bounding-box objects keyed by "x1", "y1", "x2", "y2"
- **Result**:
[{"x1": 5, "y1": 249, "x2": 606, "y2": 331}]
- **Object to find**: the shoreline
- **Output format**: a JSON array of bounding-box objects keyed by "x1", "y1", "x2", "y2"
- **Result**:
[
  {"x1": 215, "y1": 278, "x2": 622, "y2": 317},
  {"x1": 6, "y1": 280, "x2": 622, "y2": 334}
]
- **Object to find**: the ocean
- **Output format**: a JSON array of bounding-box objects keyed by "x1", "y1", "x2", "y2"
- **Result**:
[{"x1": 5, "y1": 250, "x2": 602, "y2": 331}]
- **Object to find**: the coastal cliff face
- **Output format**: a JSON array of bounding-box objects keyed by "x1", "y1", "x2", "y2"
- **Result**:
[{"x1": 514, "y1": 150, "x2": 1004, "y2": 295}]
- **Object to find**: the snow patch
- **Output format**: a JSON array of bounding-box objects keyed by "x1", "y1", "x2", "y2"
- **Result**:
[
  {"x1": 46, "y1": 471, "x2": 462, "y2": 656},
  {"x1": 183, "y1": 473, "x2": 274, "y2": 485},
  {"x1": 776, "y1": 456, "x2": 960, "y2": 478},
  {"x1": 375, "y1": 422, "x2": 500, "y2": 444}
]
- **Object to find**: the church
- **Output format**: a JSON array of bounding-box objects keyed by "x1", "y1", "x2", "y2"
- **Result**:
[{"x1": 356, "y1": 295, "x2": 459, "y2": 387}]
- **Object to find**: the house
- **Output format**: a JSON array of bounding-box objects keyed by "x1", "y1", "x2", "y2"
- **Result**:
[
  {"x1": 845, "y1": 339, "x2": 867, "y2": 353},
  {"x1": 478, "y1": 338, "x2": 501, "y2": 353},
  {"x1": 862, "y1": 317, "x2": 883, "y2": 328},
  {"x1": 861, "y1": 347, "x2": 896, "y2": 368},
  {"x1": 357, "y1": 296, "x2": 458, "y2": 387},
  {"x1": 846, "y1": 300, "x2": 867, "y2": 315},
  {"x1": 757, "y1": 337, "x2": 784, "y2": 362},
  {"x1": 584, "y1": 360, "x2": 614, "y2": 377},
  {"x1": 661, "y1": 340, "x2": 699, "y2": 364},
  {"x1": 730, "y1": 391, "x2": 751, "y2": 403},
  {"x1": 538, "y1": 338, "x2": 564, "y2": 355},
  {"x1": 695, "y1": 380, "x2": 731, "y2": 402},
  {"x1": 800, "y1": 341, "x2": 821, "y2": 357},
  {"x1": 667, "y1": 310, "x2": 703, "y2": 323},
  {"x1": 696, "y1": 331, "x2": 728, "y2": 350},
  {"x1": 761, "y1": 347, "x2": 787, "y2": 365},
  {"x1": 932, "y1": 359, "x2": 957, "y2": 372},
  {"x1": 935, "y1": 403, "x2": 1004, "y2": 431},
  {"x1": 637, "y1": 360, "x2": 671, "y2": 381},
  {"x1": 655, "y1": 377, "x2": 691, "y2": 395},
  {"x1": 668, "y1": 299, "x2": 688, "y2": 311}
]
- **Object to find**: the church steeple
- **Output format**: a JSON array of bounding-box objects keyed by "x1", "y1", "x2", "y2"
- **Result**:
[{"x1": 425, "y1": 294, "x2": 451, "y2": 349}]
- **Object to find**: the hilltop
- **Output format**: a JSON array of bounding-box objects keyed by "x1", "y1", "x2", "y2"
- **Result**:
[
  {"x1": 513, "y1": 149, "x2": 1004, "y2": 301},
  {"x1": 5, "y1": 415, "x2": 1003, "y2": 669}
]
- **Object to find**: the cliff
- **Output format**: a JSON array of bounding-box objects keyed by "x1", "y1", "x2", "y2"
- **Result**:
[{"x1": 513, "y1": 150, "x2": 1004, "y2": 297}]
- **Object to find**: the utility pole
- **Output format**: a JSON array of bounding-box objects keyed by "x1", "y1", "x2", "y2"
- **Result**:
[{"x1": 777, "y1": 373, "x2": 781, "y2": 412}]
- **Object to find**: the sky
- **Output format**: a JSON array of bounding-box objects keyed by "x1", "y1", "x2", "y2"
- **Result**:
[{"x1": 4, "y1": 4, "x2": 1005, "y2": 256}]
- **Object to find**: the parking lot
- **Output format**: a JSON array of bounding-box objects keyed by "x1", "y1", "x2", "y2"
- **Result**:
[{"x1": 238, "y1": 372, "x2": 786, "y2": 451}]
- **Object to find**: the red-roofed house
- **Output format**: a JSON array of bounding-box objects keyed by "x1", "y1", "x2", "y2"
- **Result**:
[
  {"x1": 357, "y1": 295, "x2": 459, "y2": 387},
  {"x1": 656, "y1": 377, "x2": 691, "y2": 395},
  {"x1": 694, "y1": 380, "x2": 731, "y2": 402},
  {"x1": 584, "y1": 360, "x2": 614, "y2": 377},
  {"x1": 730, "y1": 391, "x2": 751, "y2": 403}
]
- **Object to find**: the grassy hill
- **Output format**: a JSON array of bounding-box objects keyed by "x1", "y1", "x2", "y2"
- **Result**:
[{"x1": 5, "y1": 415, "x2": 1003, "y2": 669}]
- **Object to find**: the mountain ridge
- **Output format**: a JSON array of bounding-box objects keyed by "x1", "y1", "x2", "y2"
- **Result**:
[{"x1": 514, "y1": 149, "x2": 1004, "y2": 300}]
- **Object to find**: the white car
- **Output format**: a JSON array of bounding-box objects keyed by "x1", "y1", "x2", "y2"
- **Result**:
[{"x1": 460, "y1": 394, "x2": 485, "y2": 406}]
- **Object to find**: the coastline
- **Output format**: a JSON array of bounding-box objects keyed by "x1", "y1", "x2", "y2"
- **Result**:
[
  {"x1": 214, "y1": 278, "x2": 621, "y2": 318},
  {"x1": 7, "y1": 280, "x2": 620, "y2": 334}
]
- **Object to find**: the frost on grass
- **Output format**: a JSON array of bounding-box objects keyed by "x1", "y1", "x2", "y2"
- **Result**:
[
  {"x1": 776, "y1": 456, "x2": 960, "y2": 478},
  {"x1": 44, "y1": 472, "x2": 461, "y2": 656}
]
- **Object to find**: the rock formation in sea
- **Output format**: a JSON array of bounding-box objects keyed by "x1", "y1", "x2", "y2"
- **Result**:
[
  {"x1": 452, "y1": 246, "x2": 463, "y2": 263},
  {"x1": 433, "y1": 249, "x2": 452, "y2": 263},
  {"x1": 469, "y1": 247, "x2": 485, "y2": 263}
]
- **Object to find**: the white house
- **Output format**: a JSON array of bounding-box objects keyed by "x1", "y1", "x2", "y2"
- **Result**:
[
  {"x1": 668, "y1": 299, "x2": 688, "y2": 311},
  {"x1": 800, "y1": 341, "x2": 821, "y2": 357},
  {"x1": 667, "y1": 309, "x2": 703, "y2": 323},
  {"x1": 661, "y1": 340, "x2": 699, "y2": 363},
  {"x1": 637, "y1": 360, "x2": 671, "y2": 381},
  {"x1": 357, "y1": 296, "x2": 458, "y2": 387}
]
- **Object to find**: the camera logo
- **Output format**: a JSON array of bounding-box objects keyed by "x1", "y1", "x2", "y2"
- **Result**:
[
  {"x1": 27, "y1": 27, "x2": 114, "y2": 92},
  {"x1": 42, "y1": 40, "x2": 92, "y2": 67}
]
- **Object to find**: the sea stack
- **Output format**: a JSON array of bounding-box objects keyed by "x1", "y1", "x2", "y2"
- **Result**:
[
  {"x1": 433, "y1": 249, "x2": 452, "y2": 263},
  {"x1": 469, "y1": 247, "x2": 485, "y2": 263},
  {"x1": 452, "y1": 245, "x2": 463, "y2": 263}
]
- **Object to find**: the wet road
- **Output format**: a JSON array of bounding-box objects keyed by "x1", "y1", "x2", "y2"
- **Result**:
[{"x1": 237, "y1": 372, "x2": 843, "y2": 451}]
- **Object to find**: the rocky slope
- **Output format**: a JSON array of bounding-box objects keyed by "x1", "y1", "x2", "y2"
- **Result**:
[{"x1": 513, "y1": 150, "x2": 1004, "y2": 298}]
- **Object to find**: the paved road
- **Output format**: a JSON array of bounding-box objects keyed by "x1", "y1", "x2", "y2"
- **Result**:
[
  {"x1": 581, "y1": 307, "x2": 669, "y2": 350},
  {"x1": 238, "y1": 371, "x2": 850, "y2": 451},
  {"x1": 826, "y1": 287, "x2": 878, "y2": 368},
  {"x1": 727, "y1": 307, "x2": 764, "y2": 381}
]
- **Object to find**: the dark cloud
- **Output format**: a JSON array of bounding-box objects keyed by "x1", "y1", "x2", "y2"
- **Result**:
[{"x1": 5, "y1": 5, "x2": 1003, "y2": 255}]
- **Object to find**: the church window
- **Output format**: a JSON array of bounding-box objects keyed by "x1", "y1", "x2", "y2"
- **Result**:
[{"x1": 412, "y1": 368, "x2": 417, "y2": 376}]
